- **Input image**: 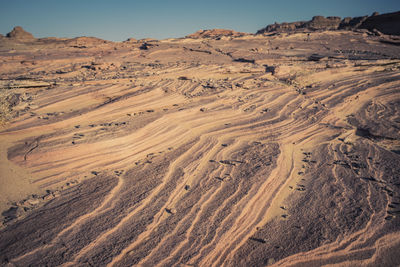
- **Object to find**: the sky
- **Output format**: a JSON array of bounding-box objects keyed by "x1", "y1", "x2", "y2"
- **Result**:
[{"x1": 1, "y1": 0, "x2": 399, "y2": 41}]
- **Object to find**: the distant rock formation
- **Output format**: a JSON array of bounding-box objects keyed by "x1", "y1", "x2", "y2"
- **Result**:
[
  {"x1": 257, "y1": 16, "x2": 341, "y2": 34},
  {"x1": 257, "y1": 11, "x2": 400, "y2": 35},
  {"x1": 186, "y1": 29, "x2": 247, "y2": 39},
  {"x1": 6, "y1": 26, "x2": 35, "y2": 41},
  {"x1": 65, "y1": 36, "x2": 110, "y2": 48},
  {"x1": 358, "y1": 11, "x2": 400, "y2": 35},
  {"x1": 338, "y1": 16, "x2": 369, "y2": 30},
  {"x1": 306, "y1": 16, "x2": 342, "y2": 30}
]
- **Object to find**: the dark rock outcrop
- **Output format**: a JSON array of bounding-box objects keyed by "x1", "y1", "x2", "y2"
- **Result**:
[
  {"x1": 338, "y1": 16, "x2": 369, "y2": 30},
  {"x1": 259, "y1": 21, "x2": 306, "y2": 33},
  {"x1": 358, "y1": 11, "x2": 400, "y2": 35},
  {"x1": 305, "y1": 16, "x2": 342, "y2": 30},
  {"x1": 6, "y1": 26, "x2": 35, "y2": 41}
]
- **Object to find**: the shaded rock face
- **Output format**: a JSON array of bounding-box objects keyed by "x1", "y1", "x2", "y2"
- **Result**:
[
  {"x1": 305, "y1": 16, "x2": 342, "y2": 30},
  {"x1": 257, "y1": 11, "x2": 400, "y2": 35},
  {"x1": 338, "y1": 16, "x2": 369, "y2": 30},
  {"x1": 358, "y1": 11, "x2": 400, "y2": 35},
  {"x1": 6, "y1": 26, "x2": 35, "y2": 40},
  {"x1": 259, "y1": 21, "x2": 306, "y2": 33},
  {"x1": 186, "y1": 29, "x2": 247, "y2": 39}
]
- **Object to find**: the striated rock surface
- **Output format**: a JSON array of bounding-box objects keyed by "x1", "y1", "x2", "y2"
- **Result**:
[{"x1": 0, "y1": 17, "x2": 400, "y2": 267}]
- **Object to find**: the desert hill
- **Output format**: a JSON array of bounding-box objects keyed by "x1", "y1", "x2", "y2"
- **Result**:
[
  {"x1": 186, "y1": 29, "x2": 248, "y2": 39},
  {"x1": 6, "y1": 26, "x2": 35, "y2": 41},
  {"x1": 0, "y1": 11, "x2": 400, "y2": 267}
]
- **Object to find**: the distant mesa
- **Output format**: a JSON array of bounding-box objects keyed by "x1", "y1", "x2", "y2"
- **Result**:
[
  {"x1": 256, "y1": 16, "x2": 343, "y2": 34},
  {"x1": 65, "y1": 36, "x2": 110, "y2": 47},
  {"x1": 186, "y1": 29, "x2": 247, "y2": 39},
  {"x1": 6, "y1": 26, "x2": 35, "y2": 41},
  {"x1": 257, "y1": 11, "x2": 400, "y2": 36},
  {"x1": 306, "y1": 16, "x2": 342, "y2": 30}
]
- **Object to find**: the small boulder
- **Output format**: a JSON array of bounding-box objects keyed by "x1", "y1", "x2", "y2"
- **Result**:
[{"x1": 124, "y1": 37, "x2": 137, "y2": 43}]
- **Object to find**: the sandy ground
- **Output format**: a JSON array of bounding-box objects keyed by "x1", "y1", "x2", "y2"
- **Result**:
[{"x1": 0, "y1": 30, "x2": 400, "y2": 266}]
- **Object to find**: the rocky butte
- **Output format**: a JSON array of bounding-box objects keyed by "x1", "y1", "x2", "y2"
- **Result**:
[{"x1": 5, "y1": 26, "x2": 35, "y2": 41}]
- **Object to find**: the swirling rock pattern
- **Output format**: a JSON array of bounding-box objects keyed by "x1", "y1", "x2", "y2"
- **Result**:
[{"x1": 1, "y1": 30, "x2": 400, "y2": 266}]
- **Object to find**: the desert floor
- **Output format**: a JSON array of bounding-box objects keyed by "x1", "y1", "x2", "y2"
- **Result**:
[{"x1": 1, "y1": 30, "x2": 400, "y2": 266}]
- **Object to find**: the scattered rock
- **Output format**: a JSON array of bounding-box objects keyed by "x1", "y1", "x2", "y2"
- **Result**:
[
  {"x1": 5, "y1": 94, "x2": 20, "y2": 107},
  {"x1": 2, "y1": 207, "x2": 21, "y2": 223},
  {"x1": 308, "y1": 54, "x2": 327, "y2": 61},
  {"x1": 233, "y1": 58, "x2": 255, "y2": 64},
  {"x1": 139, "y1": 43, "x2": 151, "y2": 50},
  {"x1": 165, "y1": 208, "x2": 173, "y2": 214},
  {"x1": 264, "y1": 65, "x2": 276, "y2": 74},
  {"x1": 249, "y1": 237, "x2": 266, "y2": 243}
]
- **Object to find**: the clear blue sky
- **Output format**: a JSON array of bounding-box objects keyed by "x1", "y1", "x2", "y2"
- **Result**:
[{"x1": 1, "y1": 0, "x2": 399, "y2": 41}]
